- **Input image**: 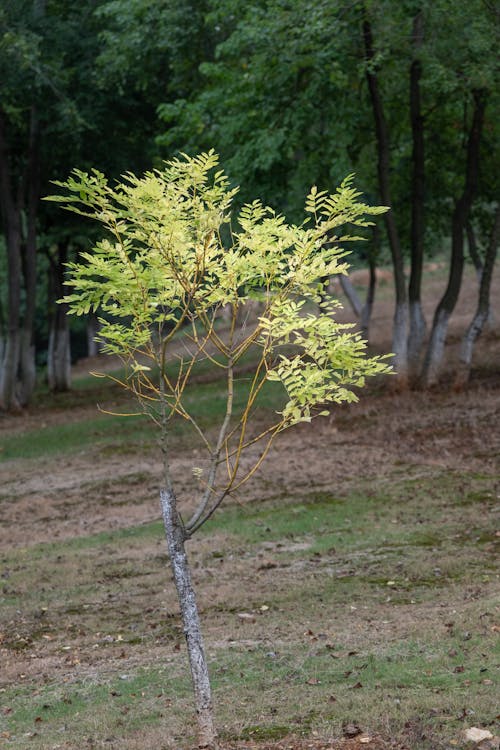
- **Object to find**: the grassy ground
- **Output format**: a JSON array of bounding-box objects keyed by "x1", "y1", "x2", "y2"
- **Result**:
[
  {"x1": 1, "y1": 260, "x2": 499, "y2": 749},
  {"x1": 1, "y1": 364, "x2": 499, "y2": 750}
]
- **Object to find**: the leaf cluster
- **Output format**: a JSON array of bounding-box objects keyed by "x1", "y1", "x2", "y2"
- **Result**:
[{"x1": 48, "y1": 151, "x2": 390, "y2": 528}]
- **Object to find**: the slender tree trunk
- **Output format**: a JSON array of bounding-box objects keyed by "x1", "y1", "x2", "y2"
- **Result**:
[
  {"x1": 360, "y1": 227, "x2": 379, "y2": 341},
  {"x1": 0, "y1": 109, "x2": 22, "y2": 410},
  {"x1": 160, "y1": 487, "x2": 217, "y2": 749},
  {"x1": 338, "y1": 274, "x2": 363, "y2": 318},
  {"x1": 47, "y1": 325, "x2": 71, "y2": 391},
  {"x1": 466, "y1": 220, "x2": 493, "y2": 328},
  {"x1": 0, "y1": 301, "x2": 5, "y2": 364},
  {"x1": 18, "y1": 106, "x2": 40, "y2": 405},
  {"x1": 0, "y1": 97, "x2": 40, "y2": 409},
  {"x1": 363, "y1": 15, "x2": 408, "y2": 386},
  {"x1": 466, "y1": 221, "x2": 483, "y2": 281},
  {"x1": 421, "y1": 90, "x2": 486, "y2": 386},
  {"x1": 47, "y1": 244, "x2": 71, "y2": 391},
  {"x1": 407, "y1": 12, "x2": 427, "y2": 381},
  {"x1": 87, "y1": 313, "x2": 103, "y2": 357},
  {"x1": 455, "y1": 204, "x2": 500, "y2": 387}
]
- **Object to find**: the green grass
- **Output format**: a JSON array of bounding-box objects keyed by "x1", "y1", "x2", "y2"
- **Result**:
[
  {"x1": 0, "y1": 413, "x2": 155, "y2": 461},
  {"x1": 2, "y1": 625, "x2": 498, "y2": 748},
  {"x1": 1, "y1": 667, "x2": 192, "y2": 747},
  {"x1": 1, "y1": 362, "x2": 498, "y2": 748},
  {"x1": 1, "y1": 364, "x2": 285, "y2": 461}
]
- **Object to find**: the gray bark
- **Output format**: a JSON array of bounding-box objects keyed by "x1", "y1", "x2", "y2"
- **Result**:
[
  {"x1": 466, "y1": 221, "x2": 483, "y2": 282},
  {"x1": 360, "y1": 292, "x2": 374, "y2": 341},
  {"x1": 18, "y1": 327, "x2": 37, "y2": 405},
  {"x1": 17, "y1": 104, "x2": 40, "y2": 406},
  {"x1": 0, "y1": 93, "x2": 40, "y2": 408},
  {"x1": 392, "y1": 301, "x2": 409, "y2": 382},
  {"x1": 407, "y1": 12, "x2": 427, "y2": 381},
  {"x1": 0, "y1": 109, "x2": 22, "y2": 410},
  {"x1": 0, "y1": 331, "x2": 21, "y2": 410},
  {"x1": 47, "y1": 326, "x2": 71, "y2": 391},
  {"x1": 338, "y1": 274, "x2": 363, "y2": 318},
  {"x1": 87, "y1": 313, "x2": 104, "y2": 357},
  {"x1": 360, "y1": 240, "x2": 378, "y2": 341},
  {"x1": 408, "y1": 300, "x2": 427, "y2": 379},
  {"x1": 363, "y1": 15, "x2": 408, "y2": 387},
  {"x1": 46, "y1": 243, "x2": 71, "y2": 391},
  {"x1": 421, "y1": 90, "x2": 486, "y2": 387},
  {"x1": 455, "y1": 204, "x2": 500, "y2": 386},
  {"x1": 422, "y1": 307, "x2": 450, "y2": 386},
  {"x1": 160, "y1": 488, "x2": 217, "y2": 749}
]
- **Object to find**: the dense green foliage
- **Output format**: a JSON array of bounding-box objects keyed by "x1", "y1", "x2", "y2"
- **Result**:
[
  {"x1": 50, "y1": 151, "x2": 390, "y2": 431},
  {"x1": 0, "y1": 0, "x2": 498, "y2": 399}
]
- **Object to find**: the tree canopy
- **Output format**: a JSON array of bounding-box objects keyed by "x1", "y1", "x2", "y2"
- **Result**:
[{"x1": 0, "y1": 0, "x2": 498, "y2": 405}]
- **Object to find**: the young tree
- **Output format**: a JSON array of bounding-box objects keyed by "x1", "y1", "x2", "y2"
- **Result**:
[{"x1": 49, "y1": 151, "x2": 390, "y2": 749}]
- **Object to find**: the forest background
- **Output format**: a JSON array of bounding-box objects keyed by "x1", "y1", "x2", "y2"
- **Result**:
[
  {"x1": 1, "y1": 3, "x2": 499, "y2": 749},
  {"x1": 0, "y1": 0, "x2": 499, "y2": 408}
]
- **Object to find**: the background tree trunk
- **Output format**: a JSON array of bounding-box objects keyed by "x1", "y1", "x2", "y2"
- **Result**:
[
  {"x1": 18, "y1": 105, "x2": 40, "y2": 405},
  {"x1": 0, "y1": 109, "x2": 22, "y2": 410},
  {"x1": 0, "y1": 100, "x2": 40, "y2": 409},
  {"x1": 0, "y1": 300, "x2": 5, "y2": 364},
  {"x1": 47, "y1": 244, "x2": 71, "y2": 392},
  {"x1": 360, "y1": 239, "x2": 378, "y2": 342},
  {"x1": 87, "y1": 313, "x2": 104, "y2": 357},
  {"x1": 466, "y1": 220, "x2": 483, "y2": 281},
  {"x1": 421, "y1": 90, "x2": 486, "y2": 386},
  {"x1": 455, "y1": 204, "x2": 500, "y2": 387},
  {"x1": 407, "y1": 12, "x2": 427, "y2": 382},
  {"x1": 363, "y1": 15, "x2": 408, "y2": 386},
  {"x1": 160, "y1": 487, "x2": 217, "y2": 749},
  {"x1": 338, "y1": 274, "x2": 363, "y2": 318}
]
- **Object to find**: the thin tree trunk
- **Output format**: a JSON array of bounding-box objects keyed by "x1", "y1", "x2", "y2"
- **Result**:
[
  {"x1": 160, "y1": 487, "x2": 217, "y2": 749},
  {"x1": 0, "y1": 300, "x2": 5, "y2": 364},
  {"x1": 466, "y1": 221, "x2": 483, "y2": 281},
  {"x1": 0, "y1": 108, "x2": 22, "y2": 410},
  {"x1": 421, "y1": 90, "x2": 486, "y2": 386},
  {"x1": 338, "y1": 274, "x2": 363, "y2": 318},
  {"x1": 363, "y1": 14, "x2": 408, "y2": 386},
  {"x1": 47, "y1": 244, "x2": 71, "y2": 391},
  {"x1": 408, "y1": 299, "x2": 426, "y2": 381},
  {"x1": 465, "y1": 219, "x2": 493, "y2": 327},
  {"x1": 455, "y1": 204, "x2": 500, "y2": 387},
  {"x1": 18, "y1": 104, "x2": 40, "y2": 405},
  {"x1": 47, "y1": 326, "x2": 71, "y2": 391},
  {"x1": 407, "y1": 12, "x2": 427, "y2": 381},
  {"x1": 87, "y1": 312, "x2": 104, "y2": 357},
  {"x1": 360, "y1": 226, "x2": 379, "y2": 341}
]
